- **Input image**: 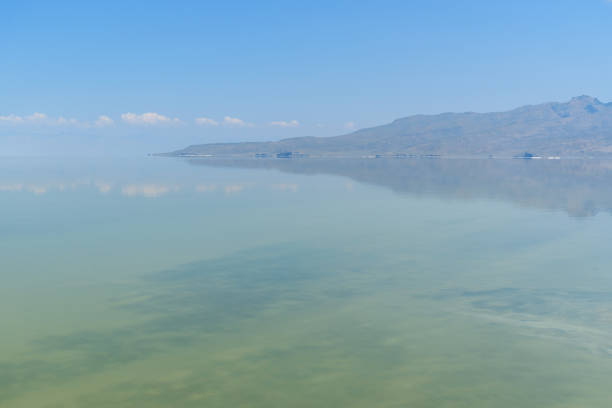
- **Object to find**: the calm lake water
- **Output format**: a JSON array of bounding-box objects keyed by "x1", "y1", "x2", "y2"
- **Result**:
[{"x1": 3, "y1": 157, "x2": 612, "y2": 407}]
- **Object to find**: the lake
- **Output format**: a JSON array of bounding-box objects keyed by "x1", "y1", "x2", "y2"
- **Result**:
[{"x1": 3, "y1": 157, "x2": 612, "y2": 407}]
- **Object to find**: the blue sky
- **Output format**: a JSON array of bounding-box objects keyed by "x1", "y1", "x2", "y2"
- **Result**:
[{"x1": 2, "y1": 0, "x2": 612, "y2": 155}]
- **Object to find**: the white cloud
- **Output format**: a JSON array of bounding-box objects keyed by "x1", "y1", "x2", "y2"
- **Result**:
[
  {"x1": 269, "y1": 120, "x2": 299, "y2": 128},
  {"x1": 54, "y1": 116, "x2": 86, "y2": 127},
  {"x1": 56, "y1": 116, "x2": 79, "y2": 125},
  {"x1": 0, "y1": 114, "x2": 25, "y2": 124},
  {"x1": 195, "y1": 117, "x2": 219, "y2": 126},
  {"x1": 27, "y1": 112, "x2": 48, "y2": 121},
  {"x1": 94, "y1": 115, "x2": 114, "y2": 127},
  {"x1": 0, "y1": 112, "x2": 48, "y2": 124},
  {"x1": 344, "y1": 121, "x2": 356, "y2": 130},
  {"x1": 0, "y1": 112, "x2": 83, "y2": 126},
  {"x1": 223, "y1": 116, "x2": 247, "y2": 127},
  {"x1": 121, "y1": 112, "x2": 181, "y2": 125}
]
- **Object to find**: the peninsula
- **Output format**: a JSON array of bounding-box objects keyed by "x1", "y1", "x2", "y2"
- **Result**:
[{"x1": 164, "y1": 96, "x2": 612, "y2": 158}]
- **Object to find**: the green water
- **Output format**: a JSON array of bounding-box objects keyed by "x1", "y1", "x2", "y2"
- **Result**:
[{"x1": 3, "y1": 157, "x2": 612, "y2": 407}]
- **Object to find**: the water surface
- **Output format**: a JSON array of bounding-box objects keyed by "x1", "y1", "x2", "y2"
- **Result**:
[{"x1": 2, "y1": 157, "x2": 612, "y2": 407}]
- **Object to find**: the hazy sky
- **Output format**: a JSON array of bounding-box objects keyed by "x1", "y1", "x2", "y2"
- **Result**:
[{"x1": 2, "y1": 0, "x2": 612, "y2": 155}]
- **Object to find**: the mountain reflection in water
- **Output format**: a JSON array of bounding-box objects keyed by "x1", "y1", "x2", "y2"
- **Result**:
[{"x1": 187, "y1": 158, "x2": 612, "y2": 217}]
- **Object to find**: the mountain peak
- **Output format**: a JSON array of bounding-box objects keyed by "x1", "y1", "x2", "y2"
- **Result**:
[{"x1": 569, "y1": 95, "x2": 601, "y2": 105}]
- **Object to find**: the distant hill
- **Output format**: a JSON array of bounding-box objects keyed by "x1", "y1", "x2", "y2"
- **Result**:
[{"x1": 165, "y1": 96, "x2": 612, "y2": 157}]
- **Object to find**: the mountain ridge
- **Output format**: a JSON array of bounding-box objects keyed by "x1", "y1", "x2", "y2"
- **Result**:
[{"x1": 165, "y1": 96, "x2": 612, "y2": 157}]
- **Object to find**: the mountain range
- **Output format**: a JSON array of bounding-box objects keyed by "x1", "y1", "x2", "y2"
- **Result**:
[{"x1": 166, "y1": 96, "x2": 612, "y2": 157}]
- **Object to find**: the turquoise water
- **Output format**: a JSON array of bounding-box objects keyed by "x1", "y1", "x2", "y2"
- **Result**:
[{"x1": 3, "y1": 157, "x2": 612, "y2": 407}]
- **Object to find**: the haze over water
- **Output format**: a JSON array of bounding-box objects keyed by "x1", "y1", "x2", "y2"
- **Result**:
[{"x1": 3, "y1": 157, "x2": 612, "y2": 407}]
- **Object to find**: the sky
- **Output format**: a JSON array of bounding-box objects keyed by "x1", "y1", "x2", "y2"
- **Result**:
[{"x1": 2, "y1": 0, "x2": 612, "y2": 155}]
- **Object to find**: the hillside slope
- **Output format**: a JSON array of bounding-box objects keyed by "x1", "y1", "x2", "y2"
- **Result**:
[{"x1": 167, "y1": 96, "x2": 612, "y2": 157}]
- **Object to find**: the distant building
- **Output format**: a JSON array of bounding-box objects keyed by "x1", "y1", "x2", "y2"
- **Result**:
[
  {"x1": 276, "y1": 152, "x2": 306, "y2": 158},
  {"x1": 513, "y1": 152, "x2": 542, "y2": 159},
  {"x1": 277, "y1": 152, "x2": 293, "y2": 158}
]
